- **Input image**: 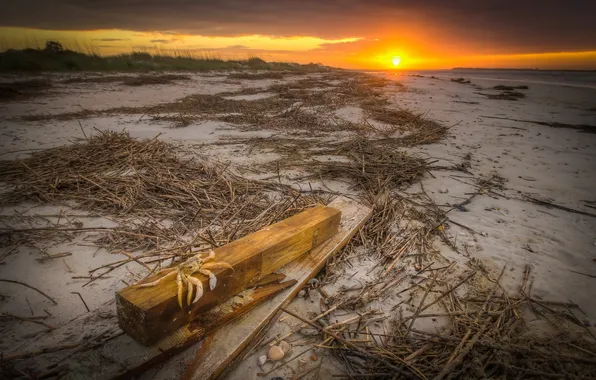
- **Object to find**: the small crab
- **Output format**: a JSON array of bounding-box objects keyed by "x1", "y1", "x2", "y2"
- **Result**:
[{"x1": 136, "y1": 250, "x2": 233, "y2": 309}]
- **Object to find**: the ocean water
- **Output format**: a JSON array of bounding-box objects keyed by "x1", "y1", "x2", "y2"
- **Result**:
[{"x1": 402, "y1": 69, "x2": 596, "y2": 90}]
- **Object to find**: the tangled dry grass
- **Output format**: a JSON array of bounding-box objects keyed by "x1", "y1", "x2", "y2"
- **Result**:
[
  {"x1": 311, "y1": 261, "x2": 596, "y2": 379},
  {"x1": 227, "y1": 72, "x2": 299, "y2": 80},
  {"x1": 19, "y1": 71, "x2": 419, "y2": 137},
  {"x1": 478, "y1": 90, "x2": 526, "y2": 101},
  {"x1": 62, "y1": 74, "x2": 191, "y2": 86},
  {"x1": 305, "y1": 172, "x2": 596, "y2": 379},
  {"x1": 0, "y1": 130, "x2": 328, "y2": 261}
]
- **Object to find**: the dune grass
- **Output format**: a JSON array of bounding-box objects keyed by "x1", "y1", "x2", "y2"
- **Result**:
[{"x1": 0, "y1": 41, "x2": 327, "y2": 73}]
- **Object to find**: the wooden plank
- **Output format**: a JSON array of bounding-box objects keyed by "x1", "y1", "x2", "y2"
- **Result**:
[
  {"x1": 5, "y1": 280, "x2": 296, "y2": 380},
  {"x1": 182, "y1": 196, "x2": 372, "y2": 380},
  {"x1": 252, "y1": 273, "x2": 287, "y2": 287},
  {"x1": 117, "y1": 204, "x2": 341, "y2": 345}
]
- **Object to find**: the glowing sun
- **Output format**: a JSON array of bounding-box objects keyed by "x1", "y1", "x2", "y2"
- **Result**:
[{"x1": 392, "y1": 56, "x2": 401, "y2": 67}]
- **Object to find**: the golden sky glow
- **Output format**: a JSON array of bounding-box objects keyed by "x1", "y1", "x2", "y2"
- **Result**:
[{"x1": 1, "y1": 26, "x2": 595, "y2": 70}]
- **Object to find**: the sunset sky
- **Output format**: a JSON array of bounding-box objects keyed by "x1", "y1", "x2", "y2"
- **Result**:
[{"x1": 1, "y1": 0, "x2": 595, "y2": 70}]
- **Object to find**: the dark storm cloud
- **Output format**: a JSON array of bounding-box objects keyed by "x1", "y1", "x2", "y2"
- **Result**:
[
  {"x1": 226, "y1": 45, "x2": 250, "y2": 49},
  {"x1": 149, "y1": 39, "x2": 170, "y2": 43},
  {"x1": 2, "y1": 0, "x2": 595, "y2": 52}
]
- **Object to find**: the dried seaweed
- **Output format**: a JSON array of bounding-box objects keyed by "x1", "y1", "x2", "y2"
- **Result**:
[
  {"x1": 305, "y1": 263, "x2": 596, "y2": 379},
  {"x1": 0, "y1": 130, "x2": 329, "y2": 260}
]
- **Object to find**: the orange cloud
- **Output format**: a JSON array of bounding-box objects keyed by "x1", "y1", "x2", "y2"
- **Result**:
[{"x1": 1, "y1": 26, "x2": 595, "y2": 70}]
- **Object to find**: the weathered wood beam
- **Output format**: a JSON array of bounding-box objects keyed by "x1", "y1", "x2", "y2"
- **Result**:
[
  {"x1": 117, "y1": 204, "x2": 341, "y2": 345},
  {"x1": 183, "y1": 196, "x2": 373, "y2": 380}
]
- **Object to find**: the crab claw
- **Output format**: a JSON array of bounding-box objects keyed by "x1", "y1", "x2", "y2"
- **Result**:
[
  {"x1": 203, "y1": 250, "x2": 216, "y2": 263},
  {"x1": 176, "y1": 272, "x2": 184, "y2": 309},
  {"x1": 187, "y1": 276, "x2": 203, "y2": 304},
  {"x1": 201, "y1": 269, "x2": 217, "y2": 290},
  {"x1": 135, "y1": 269, "x2": 176, "y2": 288},
  {"x1": 186, "y1": 276, "x2": 194, "y2": 306}
]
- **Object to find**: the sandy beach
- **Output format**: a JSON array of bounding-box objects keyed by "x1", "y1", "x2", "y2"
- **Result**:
[{"x1": 1, "y1": 69, "x2": 595, "y2": 379}]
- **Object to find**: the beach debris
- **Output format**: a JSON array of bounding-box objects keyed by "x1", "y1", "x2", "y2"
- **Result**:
[
  {"x1": 477, "y1": 90, "x2": 526, "y2": 100},
  {"x1": 299, "y1": 328, "x2": 319, "y2": 336},
  {"x1": 465, "y1": 240, "x2": 476, "y2": 248},
  {"x1": 481, "y1": 231, "x2": 488, "y2": 237},
  {"x1": 451, "y1": 77, "x2": 472, "y2": 85},
  {"x1": 297, "y1": 290, "x2": 306, "y2": 298},
  {"x1": 523, "y1": 195, "x2": 596, "y2": 218},
  {"x1": 283, "y1": 264, "x2": 596, "y2": 380},
  {"x1": 439, "y1": 188, "x2": 449, "y2": 194},
  {"x1": 267, "y1": 345, "x2": 285, "y2": 361},
  {"x1": 454, "y1": 204, "x2": 468, "y2": 212},
  {"x1": 136, "y1": 250, "x2": 233, "y2": 309},
  {"x1": 519, "y1": 175, "x2": 536, "y2": 181},
  {"x1": 0, "y1": 78, "x2": 53, "y2": 101},
  {"x1": 493, "y1": 84, "x2": 529, "y2": 91}
]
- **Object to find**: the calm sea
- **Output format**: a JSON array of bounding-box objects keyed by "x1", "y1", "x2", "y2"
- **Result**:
[{"x1": 400, "y1": 69, "x2": 596, "y2": 90}]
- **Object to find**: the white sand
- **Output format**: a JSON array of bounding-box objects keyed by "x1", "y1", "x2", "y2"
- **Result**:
[{"x1": 0, "y1": 71, "x2": 595, "y2": 379}]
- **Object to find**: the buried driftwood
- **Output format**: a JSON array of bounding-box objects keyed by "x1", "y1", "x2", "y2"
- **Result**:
[
  {"x1": 117, "y1": 204, "x2": 341, "y2": 345},
  {"x1": 183, "y1": 196, "x2": 373, "y2": 380}
]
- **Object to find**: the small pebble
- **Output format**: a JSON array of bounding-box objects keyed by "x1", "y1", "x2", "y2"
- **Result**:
[
  {"x1": 257, "y1": 355, "x2": 267, "y2": 366},
  {"x1": 481, "y1": 232, "x2": 488, "y2": 237},
  {"x1": 465, "y1": 240, "x2": 476, "y2": 248},
  {"x1": 439, "y1": 188, "x2": 449, "y2": 194},
  {"x1": 268, "y1": 345, "x2": 285, "y2": 361},
  {"x1": 297, "y1": 290, "x2": 306, "y2": 298}
]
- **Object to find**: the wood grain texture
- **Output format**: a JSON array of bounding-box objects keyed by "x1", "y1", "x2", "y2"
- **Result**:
[
  {"x1": 183, "y1": 196, "x2": 372, "y2": 380},
  {"x1": 117, "y1": 204, "x2": 341, "y2": 345}
]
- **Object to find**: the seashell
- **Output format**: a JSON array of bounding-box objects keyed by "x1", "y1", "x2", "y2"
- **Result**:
[
  {"x1": 268, "y1": 345, "x2": 285, "y2": 361},
  {"x1": 257, "y1": 354, "x2": 268, "y2": 366},
  {"x1": 279, "y1": 341, "x2": 292, "y2": 356}
]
